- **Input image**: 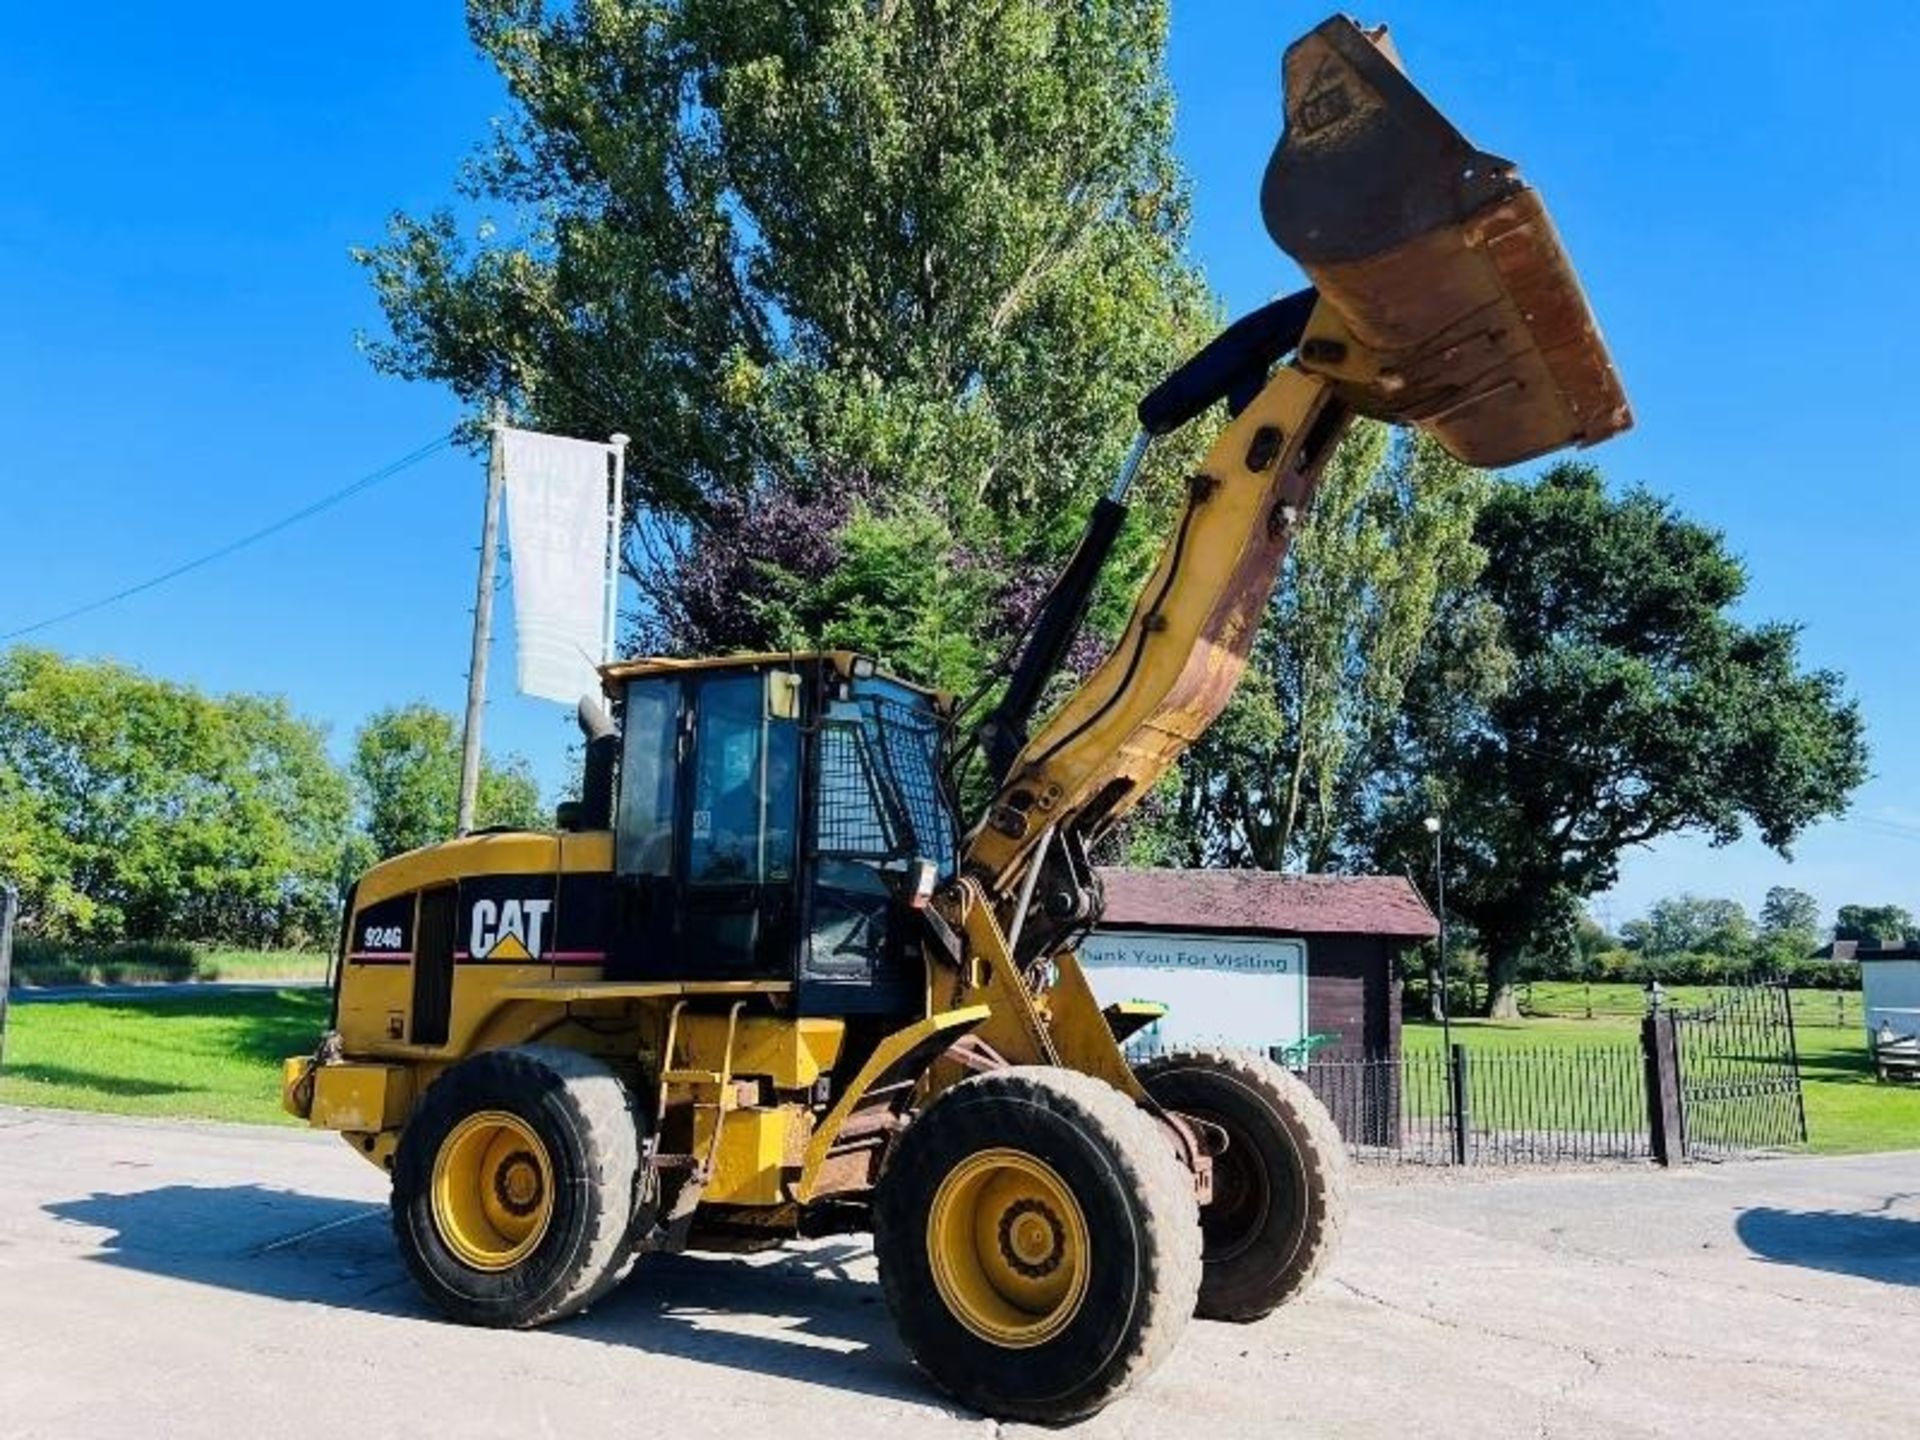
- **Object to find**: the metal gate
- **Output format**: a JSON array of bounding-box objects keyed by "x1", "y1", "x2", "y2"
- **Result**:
[{"x1": 1671, "y1": 979, "x2": 1808, "y2": 1158}]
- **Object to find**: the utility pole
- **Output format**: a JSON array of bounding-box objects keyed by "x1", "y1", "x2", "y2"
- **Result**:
[
  {"x1": 606, "y1": 433, "x2": 629, "y2": 663},
  {"x1": 457, "y1": 402, "x2": 507, "y2": 835}
]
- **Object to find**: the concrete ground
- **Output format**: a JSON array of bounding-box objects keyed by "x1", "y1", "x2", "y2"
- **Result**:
[{"x1": 1, "y1": 1106, "x2": 1915, "y2": 1439}]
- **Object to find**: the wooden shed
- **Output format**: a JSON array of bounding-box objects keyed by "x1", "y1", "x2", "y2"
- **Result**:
[{"x1": 1080, "y1": 868, "x2": 1436, "y2": 1062}]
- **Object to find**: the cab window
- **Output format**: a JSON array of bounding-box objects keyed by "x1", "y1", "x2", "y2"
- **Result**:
[
  {"x1": 687, "y1": 674, "x2": 798, "y2": 886},
  {"x1": 615, "y1": 679, "x2": 678, "y2": 877}
]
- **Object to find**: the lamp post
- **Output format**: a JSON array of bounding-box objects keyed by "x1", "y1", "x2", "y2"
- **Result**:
[
  {"x1": 1424, "y1": 815, "x2": 1453, "y2": 1055},
  {"x1": 1424, "y1": 815, "x2": 1467, "y2": 1163}
]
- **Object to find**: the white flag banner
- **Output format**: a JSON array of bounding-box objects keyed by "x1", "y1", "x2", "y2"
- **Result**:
[{"x1": 500, "y1": 427, "x2": 616, "y2": 704}]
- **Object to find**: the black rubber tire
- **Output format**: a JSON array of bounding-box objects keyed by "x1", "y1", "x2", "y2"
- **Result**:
[
  {"x1": 1137, "y1": 1048, "x2": 1348, "y2": 1322},
  {"x1": 391, "y1": 1044, "x2": 640, "y2": 1329},
  {"x1": 874, "y1": 1067, "x2": 1201, "y2": 1425}
]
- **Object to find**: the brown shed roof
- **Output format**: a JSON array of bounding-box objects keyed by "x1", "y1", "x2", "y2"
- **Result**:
[
  {"x1": 1096, "y1": 868, "x2": 1438, "y2": 940},
  {"x1": 1820, "y1": 940, "x2": 1920, "y2": 962}
]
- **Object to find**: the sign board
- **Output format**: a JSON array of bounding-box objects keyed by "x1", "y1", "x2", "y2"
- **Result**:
[{"x1": 1077, "y1": 929, "x2": 1308, "y2": 1057}]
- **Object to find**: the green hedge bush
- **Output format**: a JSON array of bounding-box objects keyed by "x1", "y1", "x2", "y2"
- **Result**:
[{"x1": 11, "y1": 938, "x2": 199, "y2": 985}]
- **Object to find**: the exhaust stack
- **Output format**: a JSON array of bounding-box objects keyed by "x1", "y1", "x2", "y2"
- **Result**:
[{"x1": 569, "y1": 694, "x2": 618, "y2": 833}]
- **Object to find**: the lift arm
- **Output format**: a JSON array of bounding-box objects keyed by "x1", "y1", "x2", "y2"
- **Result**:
[
  {"x1": 964, "y1": 348, "x2": 1352, "y2": 897},
  {"x1": 960, "y1": 14, "x2": 1631, "y2": 920}
]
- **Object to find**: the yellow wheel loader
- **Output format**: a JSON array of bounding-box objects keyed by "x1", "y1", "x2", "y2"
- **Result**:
[{"x1": 285, "y1": 16, "x2": 1628, "y2": 1424}]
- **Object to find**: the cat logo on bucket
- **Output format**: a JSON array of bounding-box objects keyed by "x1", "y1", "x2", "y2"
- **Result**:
[{"x1": 469, "y1": 897, "x2": 551, "y2": 962}]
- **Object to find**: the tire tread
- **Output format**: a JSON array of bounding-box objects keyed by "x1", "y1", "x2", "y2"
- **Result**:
[
  {"x1": 391, "y1": 1044, "x2": 640, "y2": 1329},
  {"x1": 876, "y1": 1066, "x2": 1202, "y2": 1424},
  {"x1": 1137, "y1": 1047, "x2": 1348, "y2": 1319}
]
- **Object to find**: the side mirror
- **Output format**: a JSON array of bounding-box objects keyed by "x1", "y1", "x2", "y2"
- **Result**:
[
  {"x1": 768, "y1": 669, "x2": 802, "y2": 720},
  {"x1": 903, "y1": 857, "x2": 939, "y2": 910}
]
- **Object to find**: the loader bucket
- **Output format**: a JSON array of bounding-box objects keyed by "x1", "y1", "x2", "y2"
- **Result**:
[{"x1": 1263, "y1": 17, "x2": 1631, "y2": 467}]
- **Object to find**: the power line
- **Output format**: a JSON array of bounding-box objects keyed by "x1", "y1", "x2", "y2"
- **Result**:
[
  {"x1": 1840, "y1": 817, "x2": 1920, "y2": 846},
  {"x1": 1, "y1": 433, "x2": 456, "y2": 642}
]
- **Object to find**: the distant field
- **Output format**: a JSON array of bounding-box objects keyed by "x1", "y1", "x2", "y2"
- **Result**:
[
  {"x1": 1520, "y1": 979, "x2": 1867, "y2": 1032},
  {"x1": 1405, "y1": 983, "x2": 1920, "y2": 1156},
  {"x1": 0, "y1": 989, "x2": 330, "y2": 1125},
  {"x1": 189, "y1": 950, "x2": 331, "y2": 983},
  {"x1": 8, "y1": 945, "x2": 329, "y2": 988}
]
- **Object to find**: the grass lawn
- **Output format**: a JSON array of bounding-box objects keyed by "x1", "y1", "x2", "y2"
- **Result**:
[
  {"x1": 0, "y1": 989, "x2": 330, "y2": 1125},
  {"x1": 1521, "y1": 979, "x2": 1869, "y2": 1033},
  {"x1": 1405, "y1": 991, "x2": 1920, "y2": 1155},
  {"x1": 1406, "y1": 1015, "x2": 1636, "y2": 1051},
  {"x1": 1784, "y1": 1024, "x2": 1919, "y2": 1155}
]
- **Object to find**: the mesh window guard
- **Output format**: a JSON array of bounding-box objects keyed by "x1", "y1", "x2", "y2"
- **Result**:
[
  {"x1": 812, "y1": 688, "x2": 957, "y2": 875},
  {"x1": 815, "y1": 719, "x2": 905, "y2": 862}
]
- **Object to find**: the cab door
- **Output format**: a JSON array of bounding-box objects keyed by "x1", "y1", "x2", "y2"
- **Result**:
[
  {"x1": 609, "y1": 677, "x2": 681, "y2": 978},
  {"x1": 797, "y1": 676, "x2": 953, "y2": 1015},
  {"x1": 609, "y1": 668, "x2": 801, "y2": 980},
  {"x1": 678, "y1": 671, "x2": 800, "y2": 977}
]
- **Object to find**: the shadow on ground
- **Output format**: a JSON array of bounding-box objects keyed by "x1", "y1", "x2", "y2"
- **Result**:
[
  {"x1": 0, "y1": 1063, "x2": 192, "y2": 1098},
  {"x1": 1737, "y1": 1201, "x2": 1920, "y2": 1287},
  {"x1": 46, "y1": 1184, "x2": 926, "y2": 1404}
]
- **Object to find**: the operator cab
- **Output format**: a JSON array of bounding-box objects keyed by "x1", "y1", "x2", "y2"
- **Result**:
[{"x1": 598, "y1": 652, "x2": 957, "y2": 1015}]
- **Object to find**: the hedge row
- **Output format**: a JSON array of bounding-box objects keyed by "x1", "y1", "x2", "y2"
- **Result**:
[
  {"x1": 5, "y1": 940, "x2": 328, "y2": 987},
  {"x1": 9, "y1": 938, "x2": 199, "y2": 984}
]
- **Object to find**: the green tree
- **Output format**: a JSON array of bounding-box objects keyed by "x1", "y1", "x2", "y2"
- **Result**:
[
  {"x1": 351, "y1": 704, "x2": 545, "y2": 861},
  {"x1": 1574, "y1": 913, "x2": 1617, "y2": 969},
  {"x1": 1370, "y1": 465, "x2": 1867, "y2": 1016},
  {"x1": 358, "y1": 0, "x2": 1214, "y2": 692},
  {"x1": 1270, "y1": 426, "x2": 1490, "y2": 871},
  {"x1": 1834, "y1": 903, "x2": 1916, "y2": 945},
  {"x1": 1759, "y1": 885, "x2": 1821, "y2": 947},
  {"x1": 1620, "y1": 894, "x2": 1753, "y2": 959},
  {"x1": 0, "y1": 647, "x2": 351, "y2": 946}
]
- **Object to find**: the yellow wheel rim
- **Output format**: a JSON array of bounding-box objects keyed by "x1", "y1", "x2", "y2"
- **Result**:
[
  {"x1": 430, "y1": 1110, "x2": 555, "y2": 1272},
  {"x1": 926, "y1": 1148, "x2": 1091, "y2": 1348}
]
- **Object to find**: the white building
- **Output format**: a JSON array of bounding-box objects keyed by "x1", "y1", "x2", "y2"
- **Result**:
[{"x1": 1858, "y1": 946, "x2": 1920, "y2": 1074}]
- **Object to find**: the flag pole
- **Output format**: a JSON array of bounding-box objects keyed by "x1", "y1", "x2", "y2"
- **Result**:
[
  {"x1": 606, "y1": 433, "x2": 628, "y2": 663},
  {"x1": 457, "y1": 401, "x2": 507, "y2": 835}
]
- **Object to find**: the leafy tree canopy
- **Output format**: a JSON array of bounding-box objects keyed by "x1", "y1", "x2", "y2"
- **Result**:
[
  {"x1": 0, "y1": 647, "x2": 351, "y2": 946},
  {"x1": 1621, "y1": 894, "x2": 1752, "y2": 959},
  {"x1": 1834, "y1": 902, "x2": 1916, "y2": 945},
  {"x1": 352, "y1": 703, "x2": 545, "y2": 861},
  {"x1": 1758, "y1": 884, "x2": 1821, "y2": 945},
  {"x1": 359, "y1": 0, "x2": 1215, "y2": 693},
  {"x1": 1370, "y1": 464, "x2": 1867, "y2": 1015}
]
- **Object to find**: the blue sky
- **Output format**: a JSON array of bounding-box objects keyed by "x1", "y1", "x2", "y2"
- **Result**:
[{"x1": 4, "y1": 3, "x2": 1916, "y2": 931}]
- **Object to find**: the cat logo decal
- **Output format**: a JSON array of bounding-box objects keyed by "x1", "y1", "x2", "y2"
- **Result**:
[{"x1": 469, "y1": 897, "x2": 552, "y2": 962}]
